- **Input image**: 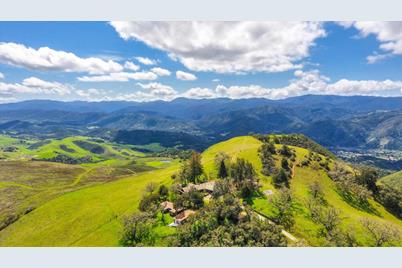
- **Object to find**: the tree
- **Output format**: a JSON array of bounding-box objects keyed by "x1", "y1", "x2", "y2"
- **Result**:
[
  {"x1": 361, "y1": 218, "x2": 401, "y2": 246},
  {"x1": 309, "y1": 181, "x2": 324, "y2": 201},
  {"x1": 139, "y1": 193, "x2": 160, "y2": 213},
  {"x1": 307, "y1": 199, "x2": 344, "y2": 244},
  {"x1": 239, "y1": 179, "x2": 258, "y2": 199},
  {"x1": 356, "y1": 167, "x2": 379, "y2": 194},
  {"x1": 174, "y1": 187, "x2": 204, "y2": 210},
  {"x1": 230, "y1": 158, "x2": 255, "y2": 184},
  {"x1": 271, "y1": 188, "x2": 294, "y2": 229},
  {"x1": 120, "y1": 212, "x2": 155, "y2": 246},
  {"x1": 158, "y1": 185, "x2": 169, "y2": 198},
  {"x1": 178, "y1": 161, "x2": 191, "y2": 184},
  {"x1": 279, "y1": 145, "x2": 293, "y2": 157},
  {"x1": 145, "y1": 182, "x2": 157, "y2": 193},
  {"x1": 178, "y1": 151, "x2": 204, "y2": 184},
  {"x1": 281, "y1": 158, "x2": 290, "y2": 170},
  {"x1": 214, "y1": 151, "x2": 229, "y2": 166},
  {"x1": 272, "y1": 168, "x2": 289, "y2": 187},
  {"x1": 260, "y1": 141, "x2": 276, "y2": 155},
  {"x1": 218, "y1": 159, "x2": 228, "y2": 179},
  {"x1": 259, "y1": 143, "x2": 277, "y2": 176},
  {"x1": 320, "y1": 207, "x2": 341, "y2": 235},
  {"x1": 377, "y1": 185, "x2": 402, "y2": 218},
  {"x1": 212, "y1": 179, "x2": 233, "y2": 199},
  {"x1": 188, "y1": 151, "x2": 204, "y2": 183},
  {"x1": 214, "y1": 195, "x2": 243, "y2": 224}
]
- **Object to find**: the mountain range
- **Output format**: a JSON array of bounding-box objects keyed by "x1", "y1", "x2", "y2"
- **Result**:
[{"x1": 0, "y1": 95, "x2": 401, "y2": 152}]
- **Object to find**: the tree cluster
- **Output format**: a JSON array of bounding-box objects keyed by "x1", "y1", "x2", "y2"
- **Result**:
[
  {"x1": 139, "y1": 183, "x2": 170, "y2": 214},
  {"x1": 178, "y1": 151, "x2": 204, "y2": 184},
  {"x1": 171, "y1": 195, "x2": 287, "y2": 247},
  {"x1": 377, "y1": 184, "x2": 402, "y2": 218},
  {"x1": 270, "y1": 188, "x2": 294, "y2": 229},
  {"x1": 328, "y1": 164, "x2": 372, "y2": 207},
  {"x1": 259, "y1": 141, "x2": 278, "y2": 176},
  {"x1": 174, "y1": 187, "x2": 204, "y2": 210},
  {"x1": 229, "y1": 158, "x2": 259, "y2": 198}
]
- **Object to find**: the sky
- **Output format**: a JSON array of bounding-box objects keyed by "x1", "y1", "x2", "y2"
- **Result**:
[{"x1": 1, "y1": 21, "x2": 402, "y2": 103}]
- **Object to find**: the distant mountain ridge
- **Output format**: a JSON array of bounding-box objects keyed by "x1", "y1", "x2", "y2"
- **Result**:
[{"x1": 0, "y1": 95, "x2": 402, "y2": 151}]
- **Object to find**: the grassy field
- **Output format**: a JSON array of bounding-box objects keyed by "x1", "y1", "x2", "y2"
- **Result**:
[
  {"x1": 0, "y1": 135, "x2": 400, "y2": 246},
  {"x1": 0, "y1": 135, "x2": 177, "y2": 239},
  {"x1": 0, "y1": 157, "x2": 176, "y2": 232},
  {"x1": 0, "y1": 162, "x2": 178, "y2": 246},
  {"x1": 0, "y1": 135, "x2": 145, "y2": 162},
  {"x1": 378, "y1": 170, "x2": 402, "y2": 192}
]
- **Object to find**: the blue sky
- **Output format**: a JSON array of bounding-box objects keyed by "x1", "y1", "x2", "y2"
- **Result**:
[{"x1": 1, "y1": 21, "x2": 402, "y2": 102}]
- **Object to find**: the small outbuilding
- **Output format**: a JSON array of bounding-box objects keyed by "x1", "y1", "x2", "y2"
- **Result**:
[
  {"x1": 161, "y1": 201, "x2": 176, "y2": 215},
  {"x1": 182, "y1": 181, "x2": 216, "y2": 193},
  {"x1": 174, "y1": 209, "x2": 196, "y2": 225}
]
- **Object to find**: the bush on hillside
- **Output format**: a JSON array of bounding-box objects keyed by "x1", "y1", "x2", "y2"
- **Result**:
[{"x1": 257, "y1": 134, "x2": 335, "y2": 159}]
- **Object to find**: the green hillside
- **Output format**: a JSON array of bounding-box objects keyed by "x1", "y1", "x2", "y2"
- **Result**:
[
  {"x1": 379, "y1": 170, "x2": 402, "y2": 192},
  {"x1": 0, "y1": 135, "x2": 145, "y2": 162},
  {"x1": 0, "y1": 135, "x2": 401, "y2": 246},
  {"x1": 202, "y1": 136, "x2": 401, "y2": 246}
]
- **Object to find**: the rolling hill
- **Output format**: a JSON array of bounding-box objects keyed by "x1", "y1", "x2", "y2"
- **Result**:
[
  {"x1": 379, "y1": 170, "x2": 402, "y2": 193},
  {"x1": 0, "y1": 135, "x2": 400, "y2": 246},
  {"x1": 1, "y1": 96, "x2": 402, "y2": 160}
]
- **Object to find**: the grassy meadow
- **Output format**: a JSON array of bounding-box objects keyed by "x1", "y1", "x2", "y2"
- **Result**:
[{"x1": 0, "y1": 135, "x2": 401, "y2": 246}]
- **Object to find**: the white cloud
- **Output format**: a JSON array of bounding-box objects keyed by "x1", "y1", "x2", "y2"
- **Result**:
[
  {"x1": 124, "y1": 61, "x2": 140, "y2": 71},
  {"x1": 181, "y1": 87, "x2": 216, "y2": 99},
  {"x1": 0, "y1": 72, "x2": 4, "y2": 79},
  {"x1": 137, "y1": 82, "x2": 177, "y2": 97},
  {"x1": 0, "y1": 42, "x2": 123, "y2": 74},
  {"x1": 212, "y1": 78, "x2": 220, "y2": 82},
  {"x1": 77, "y1": 69, "x2": 402, "y2": 102},
  {"x1": 75, "y1": 88, "x2": 115, "y2": 101},
  {"x1": 366, "y1": 53, "x2": 392, "y2": 64},
  {"x1": 181, "y1": 69, "x2": 402, "y2": 100},
  {"x1": 78, "y1": 71, "x2": 158, "y2": 82},
  {"x1": 150, "y1": 67, "x2": 171, "y2": 76},
  {"x1": 215, "y1": 84, "x2": 274, "y2": 99},
  {"x1": 110, "y1": 21, "x2": 326, "y2": 73},
  {"x1": 0, "y1": 77, "x2": 73, "y2": 95},
  {"x1": 280, "y1": 70, "x2": 402, "y2": 98},
  {"x1": 340, "y1": 22, "x2": 402, "y2": 62},
  {"x1": 135, "y1": 56, "x2": 157, "y2": 65},
  {"x1": 176, "y1": 70, "x2": 197, "y2": 81},
  {"x1": 325, "y1": 79, "x2": 402, "y2": 96}
]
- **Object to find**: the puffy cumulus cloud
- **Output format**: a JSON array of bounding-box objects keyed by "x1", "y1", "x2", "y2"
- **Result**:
[
  {"x1": 150, "y1": 67, "x2": 171, "y2": 76},
  {"x1": 77, "y1": 71, "x2": 158, "y2": 82},
  {"x1": 278, "y1": 70, "x2": 402, "y2": 98},
  {"x1": 0, "y1": 42, "x2": 123, "y2": 74},
  {"x1": 340, "y1": 22, "x2": 402, "y2": 62},
  {"x1": 0, "y1": 77, "x2": 73, "y2": 95},
  {"x1": 110, "y1": 21, "x2": 325, "y2": 73},
  {"x1": 135, "y1": 56, "x2": 157, "y2": 65},
  {"x1": 176, "y1": 70, "x2": 197, "y2": 81},
  {"x1": 137, "y1": 82, "x2": 177, "y2": 97},
  {"x1": 181, "y1": 69, "x2": 402, "y2": 100},
  {"x1": 124, "y1": 61, "x2": 140, "y2": 71},
  {"x1": 325, "y1": 79, "x2": 402, "y2": 96},
  {"x1": 22, "y1": 77, "x2": 72, "y2": 95},
  {"x1": 216, "y1": 84, "x2": 273, "y2": 99},
  {"x1": 181, "y1": 87, "x2": 216, "y2": 99}
]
